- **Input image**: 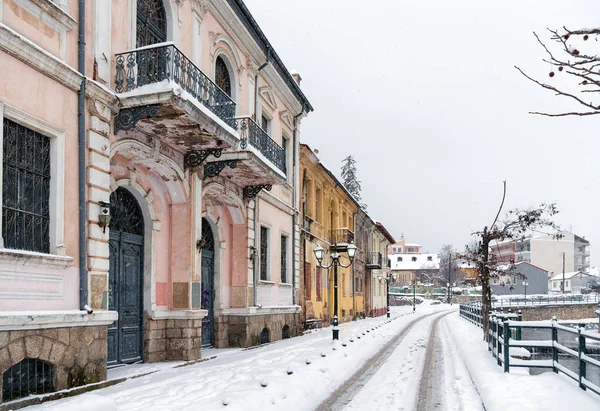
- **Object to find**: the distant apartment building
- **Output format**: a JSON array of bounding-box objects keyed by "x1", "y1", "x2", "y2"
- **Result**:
[
  {"x1": 491, "y1": 231, "x2": 590, "y2": 276},
  {"x1": 491, "y1": 240, "x2": 516, "y2": 264}
]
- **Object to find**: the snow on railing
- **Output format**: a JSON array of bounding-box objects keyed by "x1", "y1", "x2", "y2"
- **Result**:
[{"x1": 459, "y1": 301, "x2": 600, "y2": 396}]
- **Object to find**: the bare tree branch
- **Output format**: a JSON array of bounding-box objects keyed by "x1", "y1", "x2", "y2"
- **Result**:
[{"x1": 529, "y1": 111, "x2": 600, "y2": 117}]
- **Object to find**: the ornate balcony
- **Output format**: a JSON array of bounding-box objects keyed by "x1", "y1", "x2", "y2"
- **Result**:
[
  {"x1": 366, "y1": 252, "x2": 383, "y2": 269},
  {"x1": 329, "y1": 228, "x2": 354, "y2": 251},
  {"x1": 113, "y1": 43, "x2": 239, "y2": 152},
  {"x1": 236, "y1": 117, "x2": 286, "y2": 174}
]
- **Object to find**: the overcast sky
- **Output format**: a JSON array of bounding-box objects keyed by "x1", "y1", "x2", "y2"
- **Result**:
[{"x1": 244, "y1": 0, "x2": 600, "y2": 262}]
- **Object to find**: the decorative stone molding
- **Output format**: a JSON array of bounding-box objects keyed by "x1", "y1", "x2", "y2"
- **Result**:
[
  {"x1": 259, "y1": 87, "x2": 278, "y2": 111},
  {"x1": 204, "y1": 2, "x2": 304, "y2": 115},
  {"x1": 0, "y1": 24, "x2": 118, "y2": 111},
  {"x1": 279, "y1": 110, "x2": 294, "y2": 130},
  {"x1": 191, "y1": 0, "x2": 209, "y2": 19},
  {"x1": 147, "y1": 309, "x2": 207, "y2": 320},
  {"x1": 209, "y1": 31, "x2": 245, "y2": 76},
  {"x1": 0, "y1": 310, "x2": 117, "y2": 331}
]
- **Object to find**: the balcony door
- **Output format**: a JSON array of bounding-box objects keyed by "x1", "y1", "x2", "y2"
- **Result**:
[
  {"x1": 136, "y1": 0, "x2": 168, "y2": 86},
  {"x1": 137, "y1": 0, "x2": 167, "y2": 47}
]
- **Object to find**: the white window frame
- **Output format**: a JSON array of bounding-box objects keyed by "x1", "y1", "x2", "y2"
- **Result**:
[
  {"x1": 260, "y1": 107, "x2": 272, "y2": 135},
  {"x1": 0, "y1": 103, "x2": 66, "y2": 256},
  {"x1": 282, "y1": 133, "x2": 290, "y2": 179}
]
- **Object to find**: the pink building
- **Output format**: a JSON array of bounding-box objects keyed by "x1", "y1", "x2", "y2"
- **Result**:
[{"x1": 0, "y1": 0, "x2": 311, "y2": 402}]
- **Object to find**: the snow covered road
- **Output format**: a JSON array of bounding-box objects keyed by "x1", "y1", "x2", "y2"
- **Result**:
[
  {"x1": 339, "y1": 309, "x2": 484, "y2": 411},
  {"x1": 22, "y1": 305, "x2": 600, "y2": 411}
]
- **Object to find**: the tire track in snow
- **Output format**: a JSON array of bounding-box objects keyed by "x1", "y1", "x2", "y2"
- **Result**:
[
  {"x1": 316, "y1": 310, "x2": 452, "y2": 411},
  {"x1": 414, "y1": 312, "x2": 453, "y2": 411},
  {"x1": 438, "y1": 316, "x2": 486, "y2": 411}
]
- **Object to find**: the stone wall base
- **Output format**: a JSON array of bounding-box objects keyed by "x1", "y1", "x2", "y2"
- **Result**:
[
  {"x1": 217, "y1": 313, "x2": 300, "y2": 348},
  {"x1": 0, "y1": 325, "x2": 108, "y2": 403},
  {"x1": 144, "y1": 315, "x2": 202, "y2": 362}
]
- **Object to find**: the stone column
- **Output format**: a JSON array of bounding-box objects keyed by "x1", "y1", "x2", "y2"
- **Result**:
[{"x1": 87, "y1": 100, "x2": 112, "y2": 310}]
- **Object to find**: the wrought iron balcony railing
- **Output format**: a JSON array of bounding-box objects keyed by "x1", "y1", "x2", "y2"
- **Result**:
[
  {"x1": 366, "y1": 251, "x2": 383, "y2": 268},
  {"x1": 115, "y1": 44, "x2": 236, "y2": 128},
  {"x1": 235, "y1": 117, "x2": 286, "y2": 174},
  {"x1": 329, "y1": 228, "x2": 354, "y2": 246}
]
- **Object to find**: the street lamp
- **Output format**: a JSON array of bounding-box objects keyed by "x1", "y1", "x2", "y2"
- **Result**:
[
  {"x1": 447, "y1": 282, "x2": 451, "y2": 304},
  {"x1": 313, "y1": 242, "x2": 357, "y2": 340},
  {"x1": 378, "y1": 272, "x2": 398, "y2": 318},
  {"x1": 523, "y1": 281, "x2": 529, "y2": 300}
]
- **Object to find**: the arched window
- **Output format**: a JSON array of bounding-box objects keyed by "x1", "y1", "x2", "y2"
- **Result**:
[
  {"x1": 215, "y1": 56, "x2": 232, "y2": 97},
  {"x1": 2, "y1": 359, "x2": 55, "y2": 402},
  {"x1": 260, "y1": 327, "x2": 270, "y2": 344},
  {"x1": 137, "y1": 0, "x2": 167, "y2": 47}
]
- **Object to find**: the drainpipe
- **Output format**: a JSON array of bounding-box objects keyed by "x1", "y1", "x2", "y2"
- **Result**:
[
  {"x1": 251, "y1": 49, "x2": 270, "y2": 307},
  {"x1": 253, "y1": 46, "x2": 270, "y2": 120},
  {"x1": 351, "y1": 210, "x2": 357, "y2": 319},
  {"x1": 78, "y1": 0, "x2": 87, "y2": 311},
  {"x1": 292, "y1": 105, "x2": 304, "y2": 306}
]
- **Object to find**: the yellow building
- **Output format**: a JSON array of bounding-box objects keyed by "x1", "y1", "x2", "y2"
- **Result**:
[{"x1": 299, "y1": 144, "x2": 360, "y2": 326}]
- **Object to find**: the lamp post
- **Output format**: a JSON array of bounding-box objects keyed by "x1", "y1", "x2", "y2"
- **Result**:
[
  {"x1": 378, "y1": 272, "x2": 398, "y2": 318},
  {"x1": 313, "y1": 242, "x2": 357, "y2": 340},
  {"x1": 447, "y1": 282, "x2": 451, "y2": 304},
  {"x1": 523, "y1": 281, "x2": 529, "y2": 300},
  {"x1": 413, "y1": 276, "x2": 416, "y2": 312}
]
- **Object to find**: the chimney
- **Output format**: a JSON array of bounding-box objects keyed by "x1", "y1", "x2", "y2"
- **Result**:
[{"x1": 291, "y1": 70, "x2": 302, "y2": 86}]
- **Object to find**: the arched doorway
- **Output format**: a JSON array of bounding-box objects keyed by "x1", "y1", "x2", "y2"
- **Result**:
[
  {"x1": 107, "y1": 187, "x2": 144, "y2": 366},
  {"x1": 200, "y1": 218, "x2": 215, "y2": 346}
]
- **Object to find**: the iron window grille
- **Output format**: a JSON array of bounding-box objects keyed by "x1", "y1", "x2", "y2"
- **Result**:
[
  {"x1": 215, "y1": 56, "x2": 232, "y2": 97},
  {"x1": 260, "y1": 226, "x2": 269, "y2": 281},
  {"x1": 2, "y1": 119, "x2": 51, "y2": 253},
  {"x1": 2, "y1": 359, "x2": 54, "y2": 402},
  {"x1": 280, "y1": 235, "x2": 288, "y2": 283}
]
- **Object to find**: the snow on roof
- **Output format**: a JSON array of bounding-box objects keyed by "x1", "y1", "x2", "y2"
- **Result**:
[
  {"x1": 389, "y1": 253, "x2": 440, "y2": 270},
  {"x1": 549, "y1": 271, "x2": 594, "y2": 281},
  {"x1": 404, "y1": 243, "x2": 421, "y2": 247}
]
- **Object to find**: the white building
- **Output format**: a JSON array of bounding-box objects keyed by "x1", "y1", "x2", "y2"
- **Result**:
[{"x1": 548, "y1": 271, "x2": 597, "y2": 294}]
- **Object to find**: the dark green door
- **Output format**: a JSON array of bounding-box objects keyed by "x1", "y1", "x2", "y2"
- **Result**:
[
  {"x1": 107, "y1": 188, "x2": 144, "y2": 366},
  {"x1": 201, "y1": 218, "x2": 215, "y2": 347}
]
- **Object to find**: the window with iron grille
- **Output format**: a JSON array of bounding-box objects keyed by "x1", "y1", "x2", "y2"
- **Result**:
[
  {"x1": 260, "y1": 226, "x2": 269, "y2": 281},
  {"x1": 2, "y1": 358, "x2": 54, "y2": 402},
  {"x1": 2, "y1": 118, "x2": 51, "y2": 253},
  {"x1": 280, "y1": 235, "x2": 288, "y2": 283},
  {"x1": 215, "y1": 56, "x2": 232, "y2": 97}
]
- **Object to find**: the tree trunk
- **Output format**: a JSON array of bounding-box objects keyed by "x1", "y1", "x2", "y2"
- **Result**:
[{"x1": 481, "y1": 228, "x2": 491, "y2": 341}]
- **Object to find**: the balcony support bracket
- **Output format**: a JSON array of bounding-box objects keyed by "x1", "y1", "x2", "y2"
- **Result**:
[
  {"x1": 243, "y1": 184, "x2": 272, "y2": 199},
  {"x1": 114, "y1": 105, "x2": 159, "y2": 134},
  {"x1": 204, "y1": 160, "x2": 238, "y2": 179},
  {"x1": 184, "y1": 149, "x2": 223, "y2": 170}
]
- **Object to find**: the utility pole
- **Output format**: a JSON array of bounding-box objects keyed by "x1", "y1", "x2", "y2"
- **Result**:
[{"x1": 562, "y1": 252, "x2": 565, "y2": 294}]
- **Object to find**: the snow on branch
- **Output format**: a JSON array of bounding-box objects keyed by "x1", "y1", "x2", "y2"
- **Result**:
[{"x1": 516, "y1": 27, "x2": 600, "y2": 116}]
